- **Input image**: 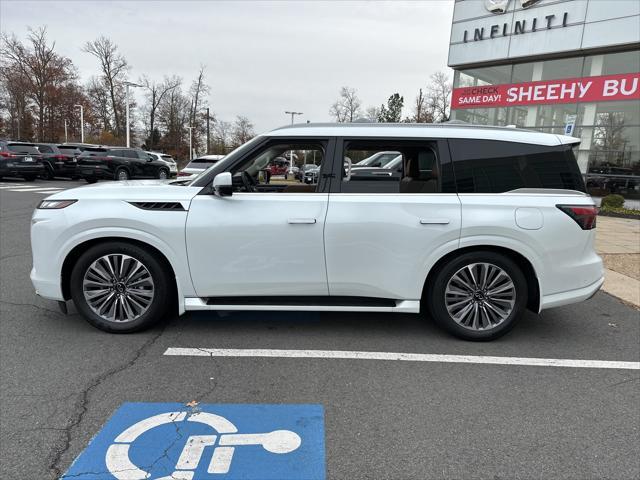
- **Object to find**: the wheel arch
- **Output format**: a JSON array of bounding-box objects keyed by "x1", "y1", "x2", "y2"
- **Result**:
[
  {"x1": 61, "y1": 237, "x2": 179, "y2": 313},
  {"x1": 421, "y1": 245, "x2": 541, "y2": 313}
]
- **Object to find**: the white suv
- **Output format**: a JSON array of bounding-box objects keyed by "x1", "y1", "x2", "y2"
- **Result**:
[{"x1": 30, "y1": 124, "x2": 603, "y2": 340}]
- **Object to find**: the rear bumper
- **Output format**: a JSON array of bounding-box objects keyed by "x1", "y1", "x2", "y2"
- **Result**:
[
  {"x1": 0, "y1": 164, "x2": 45, "y2": 176},
  {"x1": 540, "y1": 276, "x2": 604, "y2": 310}
]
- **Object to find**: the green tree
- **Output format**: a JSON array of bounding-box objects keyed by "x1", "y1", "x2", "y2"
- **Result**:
[{"x1": 377, "y1": 93, "x2": 404, "y2": 123}]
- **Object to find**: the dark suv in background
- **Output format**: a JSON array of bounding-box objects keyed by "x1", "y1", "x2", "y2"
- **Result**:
[
  {"x1": 78, "y1": 147, "x2": 173, "y2": 183},
  {"x1": 0, "y1": 141, "x2": 45, "y2": 181},
  {"x1": 34, "y1": 143, "x2": 80, "y2": 179}
]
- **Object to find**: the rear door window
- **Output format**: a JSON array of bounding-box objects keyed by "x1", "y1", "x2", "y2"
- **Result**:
[
  {"x1": 339, "y1": 139, "x2": 455, "y2": 193},
  {"x1": 449, "y1": 139, "x2": 585, "y2": 193}
]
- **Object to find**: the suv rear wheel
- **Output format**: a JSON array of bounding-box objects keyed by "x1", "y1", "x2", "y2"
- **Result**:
[
  {"x1": 427, "y1": 251, "x2": 527, "y2": 341},
  {"x1": 115, "y1": 168, "x2": 130, "y2": 181},
  {"x1": 158, "y1": 168, "x2": 168, "y2": 179},
  {"x1": 70, "y1": 242, "x2": 171, "y2": 333}
]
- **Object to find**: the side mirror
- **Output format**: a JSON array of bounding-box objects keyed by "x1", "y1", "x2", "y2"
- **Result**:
[{"x1": 212, "y1": 172, "x2": 233, "y2": 197}]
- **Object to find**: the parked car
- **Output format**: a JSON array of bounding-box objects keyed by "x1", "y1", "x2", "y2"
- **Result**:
[
  {"x1": 34, "y1": 143, "x2": 80, "y2": 179},
  {"x1": 178, "y1": 155, "x2": 225, "y2": 180},
  {"x1": 78, "y1": 147, "x2": 173, "y2": 182},
  {"x1": 0, "y1": 141, "x2": 45, "y2": 181},
  {"x1": 354, "y1": 151, "x2": 401, "y2": 167},
  {"x1": 349, "y1": 154, "x2": 403, "y2": 180},
  {"x1": 302, "y1": 164, "x2": 320, "y2": 184},
  {"x1": 146, "y1": 151, "x2": 178, "y2": 178},
  {"x1": 31, "y1": 123, "x2": 602, "y2": 340},
  {"x1": 266, "y1": 157, "x2": 289, "y2": 176}
]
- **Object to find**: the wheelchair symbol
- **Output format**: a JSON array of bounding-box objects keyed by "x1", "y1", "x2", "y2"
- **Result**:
[{"x1": 105, "y1": 411, "x2": 302, "y2": 479}]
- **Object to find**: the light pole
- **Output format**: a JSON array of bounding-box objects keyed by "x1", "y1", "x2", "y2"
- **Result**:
[
  {"x1": 186, "y1": 126, "x2": 195, "y2": 160},
  {"x1": 285, "y1": 111, "x2": 303, "y2": 125},
  {"x1": 124, "y1": 81, "x2": 142, "y2": 147},
  {"x1": 64, "y1": 119, "x2": 68, "y2": 143},
  {"x1": 74, "y1": 104, "x2": 84, "y2": 143},
  {"x1": 284, "y1": 111, "x2": 303, "y2": 174}
]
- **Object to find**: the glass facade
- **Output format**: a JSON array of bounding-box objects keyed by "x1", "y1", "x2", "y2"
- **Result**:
[{"x1": 451, "y1": 50, "x2": 640, "y2": 199}]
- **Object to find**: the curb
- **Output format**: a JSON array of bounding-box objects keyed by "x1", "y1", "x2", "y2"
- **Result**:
[{"x1": 602, "y1": 268, "x2": 640, "y2": 309}]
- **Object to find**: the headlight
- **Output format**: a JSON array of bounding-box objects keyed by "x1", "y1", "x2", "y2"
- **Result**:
[{"x1": 37, "y1": 199, "x2": 77, "y2": 209}]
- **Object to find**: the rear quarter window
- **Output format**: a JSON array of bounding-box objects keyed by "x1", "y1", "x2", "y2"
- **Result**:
[{"x1": 449, "y1": 139, "x2": 585, "y2": 193}]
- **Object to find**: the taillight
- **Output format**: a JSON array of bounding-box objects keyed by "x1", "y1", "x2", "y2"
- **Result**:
[
  {"x1": 53, "y1": 154, "x2": 67, "y2": 160},
  {"x1": 178, "y1": 172, "x2": 190, "y2": 176},
  {"x1": 0, "y1": 151, "x2": 16, "y2": 158},
  {"x1": 557, "y1": 205, "x2": 598, "y2": 230}
]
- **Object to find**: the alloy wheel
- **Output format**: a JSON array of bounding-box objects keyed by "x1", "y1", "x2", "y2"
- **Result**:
[
  {"x1": 159, "y1": 170, "x2": 168, "y2": 179},
  {"x1": 117, "y1": 170, "x2": 129, "y2": 180},
  {"x1": 444, "y1": 262, "x2": 516, "y2": 331},
  {"x1": 82, "y1": 254, "x2": 155, "y2": 323}
]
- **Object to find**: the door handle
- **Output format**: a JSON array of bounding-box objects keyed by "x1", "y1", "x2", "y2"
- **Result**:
[
  {"x1": 288, "y1": 218, "x2": 316, "y2": 224},
  {"x1": 420, "y1": 218, "x2": 450, "y2": 225}
]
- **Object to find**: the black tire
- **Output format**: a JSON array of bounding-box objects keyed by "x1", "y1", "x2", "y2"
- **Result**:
[
  {"x1": 115, "y1": 168, "x2": 130, "y2": 181},
  {"x1": 23, "y1": 175, "x2": 36, "y2": 182},
  {"x1": 158, "y1": 168, "x2": 169, "y2": 180},
  {"x1": 43, "y1": 165, "x2": 55, "y2": 180},
  {"x1": 85, "y1": 177, "x2": 97, "y2": 184},
  {"x1": 70, "y1": 241, "x2": 172, "y2": 333},
  {"x1": 427, "y1": 251, "x2": 528, "y2": 341}
]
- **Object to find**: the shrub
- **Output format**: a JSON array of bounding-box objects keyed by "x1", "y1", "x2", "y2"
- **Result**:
[{"x1": 601, "y1": 194, "x2": 625, "y2": 209}]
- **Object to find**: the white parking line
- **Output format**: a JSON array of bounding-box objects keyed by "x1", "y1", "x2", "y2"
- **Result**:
[
  {"x1": 163, "y1": 348, "x2": 640, "y2": 370},
  {"x1": 10, "y1": 187, "x2": 63, "y2": 193}
]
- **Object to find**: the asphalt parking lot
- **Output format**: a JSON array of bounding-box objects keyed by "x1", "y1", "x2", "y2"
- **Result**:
[{"x1": 1, "y1": 178, "x2": 639, "y2": 480}]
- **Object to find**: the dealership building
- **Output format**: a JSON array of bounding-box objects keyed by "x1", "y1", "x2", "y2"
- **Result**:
[{"x1": 448, "y1": 0, "x2": 640, "y2": 199}]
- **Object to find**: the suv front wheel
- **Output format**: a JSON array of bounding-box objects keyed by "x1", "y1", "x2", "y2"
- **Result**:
[
  {"x1": 70, "y1": 242, "x2": 171, "y2": 333},
  {"x1": 427, "y1": 251, "x2": 527, "y2": 341}
]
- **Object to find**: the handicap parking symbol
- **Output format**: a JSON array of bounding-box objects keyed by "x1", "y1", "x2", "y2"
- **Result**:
[{"x1": 63, "y1": 403, "x2": 325, "y2": 480}]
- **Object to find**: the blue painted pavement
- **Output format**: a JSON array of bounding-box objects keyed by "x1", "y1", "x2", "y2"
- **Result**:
[{"x1": 63, "y1": 403, "x2": 325, "y2": 480}]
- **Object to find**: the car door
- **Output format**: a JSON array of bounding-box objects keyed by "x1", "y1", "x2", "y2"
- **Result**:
[
  {"x1": 324, "y1": 137, "x2": 462, "y2": 301},
  {"x1": 185, "y1": 137, "x2": 335, "y2": 298}
]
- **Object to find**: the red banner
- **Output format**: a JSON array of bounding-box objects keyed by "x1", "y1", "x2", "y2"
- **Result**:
[{"x1": 451, "y1": 72, "x2": 640, "y2": 109}]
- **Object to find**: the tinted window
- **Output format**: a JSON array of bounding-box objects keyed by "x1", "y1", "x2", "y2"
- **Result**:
[
  {"x1": 58, "y1": 146, "x2": 79, "y2": 155},
  {"x1": 450, "y1": 139, "x2": 585, "y2": 193},
  {"x1": 36, "y1": 145, "x2": 54, "y2": 153},
  {"x1": 161, "y1": 155, "x2": 175, "y2": 162},
  {"x1": 341, "y1": 140, "x2": 451, "y2": 194},
  {"x1": 8, "y1": 144, "x2": 40, "y2": 154},
  {"x1": 81, "y1": 148, "x2": 108, "y2": 157}
]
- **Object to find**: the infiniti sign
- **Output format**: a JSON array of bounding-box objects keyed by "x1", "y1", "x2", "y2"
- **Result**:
[{"x1": 463, "y1": 0, "x2": 568, "y2": 43}]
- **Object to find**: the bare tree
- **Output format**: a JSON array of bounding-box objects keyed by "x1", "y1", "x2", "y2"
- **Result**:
[
  {"x1": 142, "y1": 75, "x2": 180, "y2": 150},
  {"x1": 363, "y1": 106, "x2": 380, "y2": 123},
  {"x1": 1, "y1": 27, "x2": 75, "y2": 141},
  {"x1": 213, "y1": 120, "x2": 232, "y2": 153},
  {"x1": 426, "y1": 71, "x2": 452, "y2": 123},
  {"x1": 329, "y1": 86, "x2": 362, "y2": 123},
  {"x1": 188, "y1": 66, "x2": 210, "y2": 152},
  {"x1": 83, "y1": 36, "x2": 129, "y2": 136},
  {"x1": 231, "y1": 116, "x2": 255, "y2": 147}
]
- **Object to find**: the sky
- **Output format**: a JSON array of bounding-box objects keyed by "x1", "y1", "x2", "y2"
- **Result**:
[{"x1": 1, "y1": 0, "x2": 455, "y2": 133}]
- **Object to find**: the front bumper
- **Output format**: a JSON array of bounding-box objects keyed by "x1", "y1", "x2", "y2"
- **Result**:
[{"x1": 31, "y1": 267, "x2": 64, "y2": 301}]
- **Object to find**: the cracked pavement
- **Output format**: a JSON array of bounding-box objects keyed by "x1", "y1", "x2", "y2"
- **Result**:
[{"x1": 1, "y1": 181, "x2": 640, "y2": 479}]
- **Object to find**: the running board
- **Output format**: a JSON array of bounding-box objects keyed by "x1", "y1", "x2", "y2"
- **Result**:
[{"x1": 184, "y1": 297, "x2": 420, "y2": 313}]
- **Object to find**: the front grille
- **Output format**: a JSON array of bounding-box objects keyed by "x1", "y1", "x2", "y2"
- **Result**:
[{"x1": 129, "y1": 202, "x2": 185, "y2": 211}]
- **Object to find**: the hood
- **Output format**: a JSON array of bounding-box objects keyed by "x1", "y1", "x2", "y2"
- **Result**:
[{"x1": 44, "y1": 179, "x2": 203, "y2": 202}]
